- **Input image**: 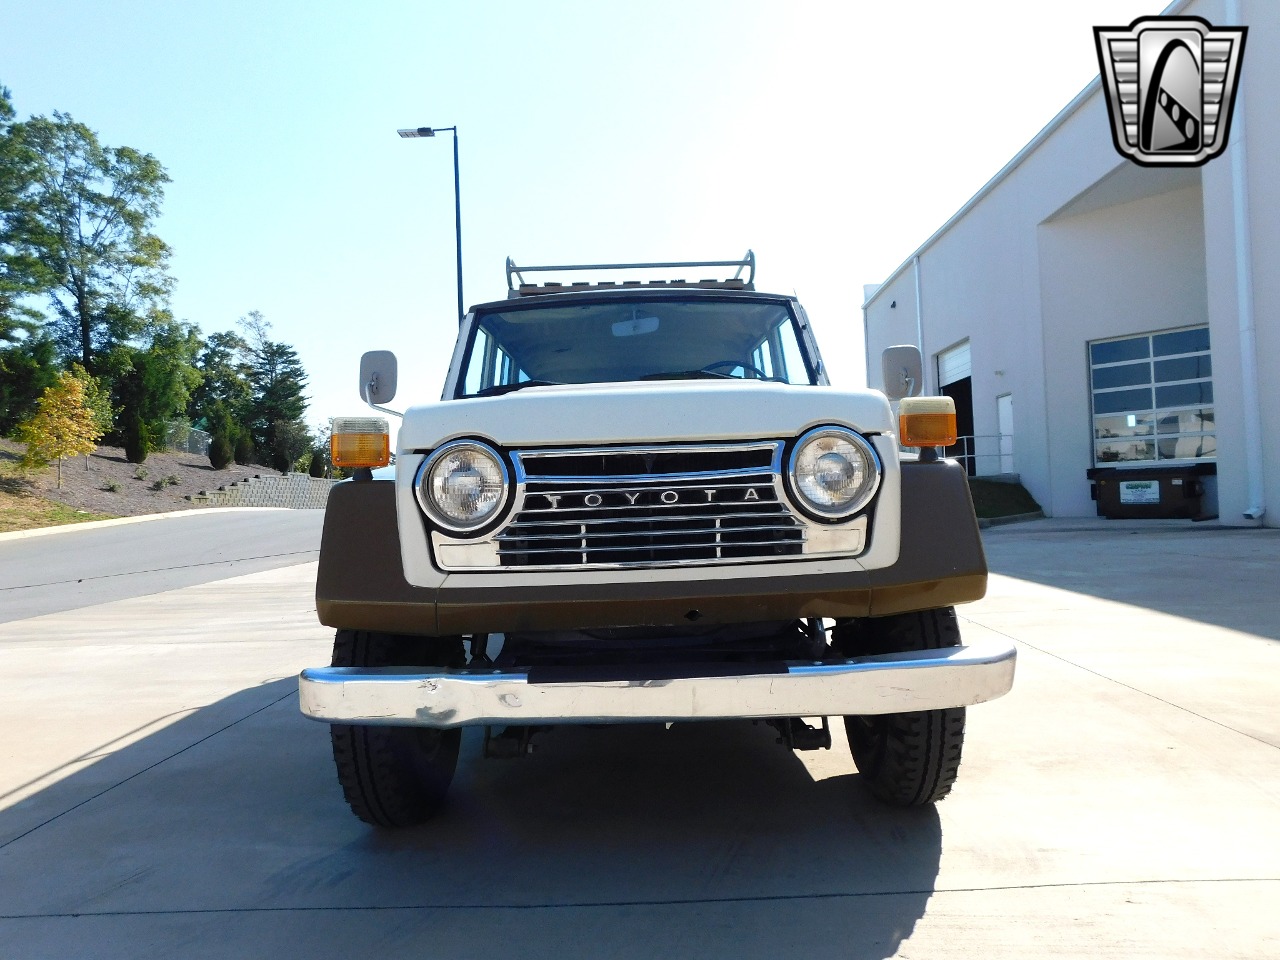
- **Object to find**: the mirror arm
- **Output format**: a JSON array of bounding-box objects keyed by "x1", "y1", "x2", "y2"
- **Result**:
[{"x1": 362, "y1": 376, "x2": 404, "y2": 419}]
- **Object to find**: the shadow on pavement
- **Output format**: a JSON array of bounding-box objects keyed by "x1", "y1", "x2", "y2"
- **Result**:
[
  {"x1": 0, "y1": 679, "x2": 943, "y2": 960},
  {"x1": 981, "y1": 523, "x2": 1280, "y2": 641}
]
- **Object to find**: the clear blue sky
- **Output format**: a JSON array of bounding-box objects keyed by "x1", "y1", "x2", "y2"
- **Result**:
[{"x1": 2, "y1": 0, "x2": 1160, "y2": 430}]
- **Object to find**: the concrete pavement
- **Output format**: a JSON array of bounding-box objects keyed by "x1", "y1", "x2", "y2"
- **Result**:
[
  {"x1": 0, "y1": 519, "x2": 1277, "y2": 958},
  {"x1": 0, "y1": 508, "x2": 323, "y2": 623}
]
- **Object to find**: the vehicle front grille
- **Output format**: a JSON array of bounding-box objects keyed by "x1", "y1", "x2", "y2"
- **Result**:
[{"x1": 498, "y1": 443, "x2": 803, "y2": 568}]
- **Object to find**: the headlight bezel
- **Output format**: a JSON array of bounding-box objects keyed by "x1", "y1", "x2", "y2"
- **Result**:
[
  {"x1": 786, "y1": 426, "x2": 882, "y2": 522},
  {"x1": 414, "y1": 439, "x2": 511, "y2": 535}
]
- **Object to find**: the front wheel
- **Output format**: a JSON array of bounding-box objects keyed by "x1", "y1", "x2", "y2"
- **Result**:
[
  {"x1": 833, "y1": 608, "x2": 966, "y2": 806},
  {"x1": 328, "y1": 630, "x2": 464, "y2": 828}
]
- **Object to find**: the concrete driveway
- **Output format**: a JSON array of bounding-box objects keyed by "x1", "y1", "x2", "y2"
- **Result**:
[{"x1": 0, "y1": 518, "x2": 1277, "y2": 959}]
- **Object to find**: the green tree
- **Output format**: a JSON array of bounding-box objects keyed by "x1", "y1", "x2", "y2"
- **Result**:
[
  {"x1": 189, "y1": 330, "x2": 252, "y2": 426},
  {"x1": 17, "y1": 367, "x2": 106, "y2": 486},
  {"x1": 110, "y1": 312, "x2": 202, "y2": 462},
  {"x1": 208, "y1": 433, "x2": 234, "y2": 470},
  {"x1": 0, "y1": 331, "x2": 57, "y2": 433},
  {"x1": 6, "y1": 108, "x2": 172, "y2": 372},
  {"x1": 0, "y1": 84, "x2": 55, "y2": 335},
  {"x1": 308, "y1": 421, "x2": 332, "y2": 478},
  {"x1": 271, "y1": 418, "x2": 313, "y2": 474},
  {"x1": 238, "y1": 311, "x2": 309, "y2": 470},
  {"x1": 188, "y1": 329, "x2": 252, "y2": 458}
]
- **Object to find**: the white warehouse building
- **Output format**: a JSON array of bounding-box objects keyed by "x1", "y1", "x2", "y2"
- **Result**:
[{"x1": 862, "y1": 0, "x2": 1275, "y2": 528}]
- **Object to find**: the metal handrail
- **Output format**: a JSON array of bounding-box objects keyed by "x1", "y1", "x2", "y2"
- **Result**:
[
  {"x1": 506, "y1": 250, "x2": 755, "y2": 292},
  {"x1": 945, "y1": 434, "x2": 1013, "y2": 477}
]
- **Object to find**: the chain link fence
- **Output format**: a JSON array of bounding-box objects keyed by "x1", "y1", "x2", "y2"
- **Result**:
[{"x1": 164, "y1": 420, "x2": 212, "y2": 457}]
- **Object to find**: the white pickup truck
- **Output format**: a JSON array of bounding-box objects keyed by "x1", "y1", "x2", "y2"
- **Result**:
[{"x1": 300, "y1": 253, "x2": 1016, "y2": 827}]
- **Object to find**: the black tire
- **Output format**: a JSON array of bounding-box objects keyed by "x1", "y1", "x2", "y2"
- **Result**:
[
  {"x1": 834, "y1": 608, "x2": 966, "y2": 807},
  {"x1": 329, "y1": 630, "x2": 464, "y2": 828}
]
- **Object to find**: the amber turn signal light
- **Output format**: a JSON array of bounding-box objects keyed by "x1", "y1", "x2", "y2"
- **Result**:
[
  {"x1": 331, "y1": 417, "x2": 391, "y2": 468},
  {"x1": 899, "y1": 396, "x2": 958, "y2": 447}
]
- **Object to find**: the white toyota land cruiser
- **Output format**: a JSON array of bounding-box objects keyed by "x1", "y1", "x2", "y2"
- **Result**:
[{"x1": 299, "y1": 253, "x2": 1016, "y2": 827}]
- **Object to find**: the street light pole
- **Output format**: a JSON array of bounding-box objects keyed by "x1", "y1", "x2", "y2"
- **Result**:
[{"x1": 396, "y1": 125, "x2": 464, "y2": 323}]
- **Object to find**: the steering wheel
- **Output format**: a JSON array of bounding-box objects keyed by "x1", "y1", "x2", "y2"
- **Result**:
[{"x1": 700, "y1": 360, "x2": 771, "y2": 380}]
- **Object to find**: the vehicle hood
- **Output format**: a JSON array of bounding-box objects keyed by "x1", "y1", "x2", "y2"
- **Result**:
[{"x1": 397, "y1": 380, "x2": 894, "y2": 450}]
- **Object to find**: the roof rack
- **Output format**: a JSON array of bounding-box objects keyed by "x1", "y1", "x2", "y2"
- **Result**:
[{"x1": 505, "y1": 251, "x2": 755, "y2": 298}]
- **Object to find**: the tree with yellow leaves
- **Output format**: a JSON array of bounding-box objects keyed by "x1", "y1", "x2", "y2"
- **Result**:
[{"x1": 17, "y1": 367, "x2": 106, "y2": 487}]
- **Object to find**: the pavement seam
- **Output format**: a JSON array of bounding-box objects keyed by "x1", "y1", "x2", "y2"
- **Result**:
[
  {"x1": 1, "y1": 877, "x2": 1277, "y2": 919},
  {"x1": 960, "y1": 615, "x2": 1280, "y2": 751},
  {"x1": 0, "y1": 549, "x2": 318, "y2": 592},
  {"x1": 0, "y1": 690, "x2": 295, "y2": 853}
]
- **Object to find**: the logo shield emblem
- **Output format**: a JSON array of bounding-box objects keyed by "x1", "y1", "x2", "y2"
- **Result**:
[{"x1": 1094, "y1": 16, "x2": 1247, "y2": 167}]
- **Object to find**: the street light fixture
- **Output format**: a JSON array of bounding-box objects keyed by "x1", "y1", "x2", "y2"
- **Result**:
[{"x1": 397, "y1": 125, "x2": 464, "y2": 323}]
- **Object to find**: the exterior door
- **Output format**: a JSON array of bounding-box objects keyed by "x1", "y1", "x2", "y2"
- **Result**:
[{"x1": 998, "y1": 393, "x2": 1013, "y2": 474}]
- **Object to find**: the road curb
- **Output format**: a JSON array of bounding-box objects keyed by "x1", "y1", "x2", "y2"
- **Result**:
[
  {"x1": 977, "y1": 511, "x2": 1045, "y2": 529},
  {"x1": 0, "y1": 507, "x2": 294, "y2": 543}
]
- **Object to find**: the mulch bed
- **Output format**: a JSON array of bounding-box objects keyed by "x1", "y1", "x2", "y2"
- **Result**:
[{"x1": 0, "y1": 438, "x2": 272, "y2": 518}]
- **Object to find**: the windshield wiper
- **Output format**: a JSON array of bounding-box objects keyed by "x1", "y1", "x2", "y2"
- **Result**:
[
  {"x1": 635, "y1": 370, "x2": 734, "y2": 381},
  {"x1": 471, "y1": 379, "x2": 560, "y2": 398}
]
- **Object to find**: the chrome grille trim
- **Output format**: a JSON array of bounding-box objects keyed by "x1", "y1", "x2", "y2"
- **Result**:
[
  {"x1": 426, "y1": 440, "x2": 871, "y2": 572},
  {"x1": 497, "y1": 442, "x2": 802, "y2": 569},
  {"x1": 502, "y1": 524, "x2": 801, "y2": 542}
]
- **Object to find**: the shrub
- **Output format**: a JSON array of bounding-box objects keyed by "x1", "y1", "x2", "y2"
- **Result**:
[
  {"x1": 164, "y1": 474, "x2": 180, "y2": 486},
  {"x1": 234, "y1": 435, "x2": 255, "y2": 465},
  {"x1": 209, "y1": 435, "x2": 234, "y2": 470},
  {"x1": 133, "y1": 465, "x2": 149, "y2": 481},
  {"x1": 308, "y1": 447, "x2": 327, "y2": 478},
  {"x1": 102, "y1": 479, "x2": 122, "y2": 493},
  {"x1": 123, "y1": 416, "x2": 150, "y2": 464}
]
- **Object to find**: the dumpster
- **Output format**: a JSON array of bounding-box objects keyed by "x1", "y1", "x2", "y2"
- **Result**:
[{"x1": 1086, "y1": 464, "x2": 1216, "y2": 520}]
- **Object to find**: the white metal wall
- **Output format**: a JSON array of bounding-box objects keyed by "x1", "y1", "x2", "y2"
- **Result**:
[{"x1": 863, "y1": 0, "x2": 1278, "y2": 526}]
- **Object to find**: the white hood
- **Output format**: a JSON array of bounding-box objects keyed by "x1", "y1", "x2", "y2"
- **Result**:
[{"x1": 397, "y1": 380, "x2": 894, "y2": 451}]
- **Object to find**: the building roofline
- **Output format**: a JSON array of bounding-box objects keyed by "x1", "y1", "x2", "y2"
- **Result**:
[{"x1": 863, "y1": 0, "x2": 1191, "y2": 309}]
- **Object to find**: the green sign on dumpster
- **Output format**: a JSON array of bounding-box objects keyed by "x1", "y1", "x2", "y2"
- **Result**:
[{"x1": 1119, "y1": 479, "x2": 1160, "y2": 504}]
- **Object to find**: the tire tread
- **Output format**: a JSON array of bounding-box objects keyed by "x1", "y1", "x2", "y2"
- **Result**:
[
  {"x1": 328, "y1": 630, "x2": 462, "y2": 828},
  {"x1": 837, "y1": 608, "x2": 967, "y2": 807}
]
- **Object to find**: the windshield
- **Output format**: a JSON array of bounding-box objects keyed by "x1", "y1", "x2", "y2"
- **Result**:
[{"x1": 456, "y1": 297, "x2": 816, "y2": 397}]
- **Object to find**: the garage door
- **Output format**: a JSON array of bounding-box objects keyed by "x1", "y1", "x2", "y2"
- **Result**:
[{"x1": 937, "y1": 340, "x2": 971, "y2": 387}]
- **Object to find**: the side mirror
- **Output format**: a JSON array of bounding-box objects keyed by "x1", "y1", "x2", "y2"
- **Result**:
[
  {"x1": 881, "y1": 345, "x2": 923, "y2": 401},
  {"x1": 359, "y1": 350, "x2": 398, "y2": 405}
]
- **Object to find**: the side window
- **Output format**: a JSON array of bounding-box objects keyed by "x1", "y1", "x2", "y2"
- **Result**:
[
  {"x1": 494, "y1": 346, "x2": 523, "y2": 387},
  {"x1": 749, "y1": 317, "x2": 810, "y2": 384},
  {"x1": 463, "y1": 328, "x2": 491, "y2": 395},
  {"x1": 750, "y1": 340, "x2": 776, "y2": 379},
  {"x1": 777, "y1": 321, "x2": 808, "y2": 384},
  {"x1": 460, "y1": 324, "x2": 529, "y2": 395}
]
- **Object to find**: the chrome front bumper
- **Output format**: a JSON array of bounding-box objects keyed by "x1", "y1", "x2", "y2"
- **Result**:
[{"x1": 298, "y1": 641, "x2": 1016, "y2": 728}]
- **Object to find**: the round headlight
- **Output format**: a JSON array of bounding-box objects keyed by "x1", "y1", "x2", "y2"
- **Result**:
[
  {"x1": 415, "y1": 440, "x2": 509, "y2": 533},
  {"x1": 787, "y1": 427, "x2": 881, "y2": 520}
]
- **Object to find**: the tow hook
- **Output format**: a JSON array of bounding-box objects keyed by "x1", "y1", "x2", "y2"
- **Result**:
[
  {"x1": 483, "y1": 725, "x2": 538, "y2": 758},
  {"x1": 770, "y1": 716, "x2": 832, "y2": 751}
]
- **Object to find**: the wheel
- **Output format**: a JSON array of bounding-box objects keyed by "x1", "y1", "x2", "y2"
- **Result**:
[
  {"x1": 328, "y1": 630, "x2": 465, "y2": 828},
  {"x1": 833, "y1": 608, "x2": 966, "y2": 806}
]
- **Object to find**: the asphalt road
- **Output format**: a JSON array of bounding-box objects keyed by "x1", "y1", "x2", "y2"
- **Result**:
[
  {"x1": 0, "y1": 509, "x2": 324, "y2": 623},
  {"x1": 0, "y1": 517, "x2": 1277, "y2": 958}
]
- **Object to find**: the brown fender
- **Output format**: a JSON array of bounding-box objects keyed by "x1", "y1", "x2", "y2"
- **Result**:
[{"x1": 315, "y1": 459, "x2": 986, "y2": 636}]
